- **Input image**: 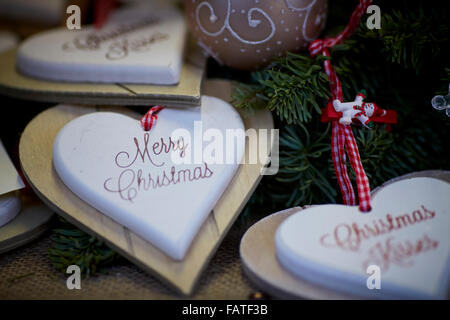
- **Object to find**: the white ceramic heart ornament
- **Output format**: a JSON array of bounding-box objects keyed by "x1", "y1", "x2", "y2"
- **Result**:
[
  {"x1": 53, "y1": 96, "x2": 245, "y2": 260},
  {"x1": 17, "y1": 3, "x2": 186, "y2": 84},
  {"x1": 275, "y1": 177, "x2": 450, "y2": 299}
]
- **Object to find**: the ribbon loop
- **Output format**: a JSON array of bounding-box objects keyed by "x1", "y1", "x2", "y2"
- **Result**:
[{"x1": 140, "y1": 106, "x2": 164, "y2": 131}]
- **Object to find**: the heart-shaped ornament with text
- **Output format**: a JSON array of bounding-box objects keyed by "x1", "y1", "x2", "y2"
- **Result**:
[
  {"x1": 17, "y1": 3, "x2": 186, "y2": 84},
  {"x1": 276, "y1": 177, "x2": 450, "y2": 299},
  {"x1": 53, "y1": 96, "x2": 245, "y2": 260}
]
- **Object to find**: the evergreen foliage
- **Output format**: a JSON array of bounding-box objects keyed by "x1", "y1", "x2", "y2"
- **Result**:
[{"x1": 49, "y1": 218, "x2": 119, "y2": 276}]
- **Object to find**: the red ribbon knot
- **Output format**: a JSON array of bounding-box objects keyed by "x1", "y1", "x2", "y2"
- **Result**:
[{"x1": 140, "y1": 106, "x2": 164, "y2": 131}]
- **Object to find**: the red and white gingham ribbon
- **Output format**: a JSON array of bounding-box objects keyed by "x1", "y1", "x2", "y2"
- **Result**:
[
  {"x1": 140, "y1": 106, "x2": 164, "y2": 131},
  {"x1": 309, "y1": 0, "x2": 372, "y2": 212}
]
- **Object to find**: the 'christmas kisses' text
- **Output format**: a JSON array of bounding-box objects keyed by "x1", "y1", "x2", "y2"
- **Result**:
[{"x1": 319, "y1": 205, "x2": 439, "y2": 272}]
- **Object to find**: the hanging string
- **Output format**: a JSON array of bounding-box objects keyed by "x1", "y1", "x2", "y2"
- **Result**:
[
  {"x1": 140, "y1": 106, "x2": 164, "y2": 131},
  {"x1": 308, "y1": 0, "x2": 373, "y2": 212}
]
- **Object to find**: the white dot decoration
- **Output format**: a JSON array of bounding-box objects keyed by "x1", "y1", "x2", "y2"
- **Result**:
[
  {"x1": 186, "y1": 0, "x2": 328, "y2": 70},
  {"x1": 315, "y1": 15, "x2": 321, "y2": 25}
]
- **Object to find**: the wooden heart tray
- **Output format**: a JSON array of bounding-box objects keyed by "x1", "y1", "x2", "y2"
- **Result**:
[
  {"x1": 19, "y1": 79, "x2": 274, "y2": 295},
  {"x1": 0, "y1": 46, "x2": 204, "y2": 107},
  {"x1": 239, "y1": 170, "x2": 450, "y2": 299}
]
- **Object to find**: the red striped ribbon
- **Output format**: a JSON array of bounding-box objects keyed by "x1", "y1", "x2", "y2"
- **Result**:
[
  {"x1": 94, "y1": 0, "x2": 117, "y2": 29},
  {"x1": 309, "y1": 0, "x2": 372, "y2": 212},
  {"x1": 140, "y1": 106, "x2": 164, "y2": 131}
]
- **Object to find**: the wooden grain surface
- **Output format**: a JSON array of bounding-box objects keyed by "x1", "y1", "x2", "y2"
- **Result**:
[
  {"x1": 0, "y1": 47, "x2": 204, "y2": 107},
  {"x1": 19, "y1": 79, "x2": 274, "y2": 295},
  {"x1": 240, "y1": 170, "x2": 450, "y2": 300}
]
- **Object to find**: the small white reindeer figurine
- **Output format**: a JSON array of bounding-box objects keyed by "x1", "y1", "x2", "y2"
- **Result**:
[{"x1": 333, "y1": 90, "x2": 386, "y2": 128}]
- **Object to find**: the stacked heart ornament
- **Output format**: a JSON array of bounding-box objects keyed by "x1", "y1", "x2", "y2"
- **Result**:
[
  {"x1": 53, "y1": 96, "x2": 245, "y2": 260},
  {"x1": 17, "y1": 3, "x2": 186, "y2": 84},
  {"x1": 275, "y1": 177, "x2": 450, "y2": 299}
]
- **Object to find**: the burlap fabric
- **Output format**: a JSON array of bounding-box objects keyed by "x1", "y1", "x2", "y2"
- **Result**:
[{"x1": 0, "y1": 221, "x2": 259, "y2": 299}]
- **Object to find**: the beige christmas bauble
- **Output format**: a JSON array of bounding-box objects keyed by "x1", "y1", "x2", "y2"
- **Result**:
[{"x1": 185, "y1": 0, "x2": 328, "y2": 70}]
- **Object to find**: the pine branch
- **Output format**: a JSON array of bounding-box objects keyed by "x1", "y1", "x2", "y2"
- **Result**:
[
  {"x1": 357, "y1": 5, "x2": 449, "y2": 72},
  {"x1": 275, "y1": 122, "x2": 336, "y2": 206},
  {"x1": 49, "y1": 217, "x2": 119, "y2": 277},
  {"x1": 232, "y1": 52, "x2": 330, "y2": 125}
]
